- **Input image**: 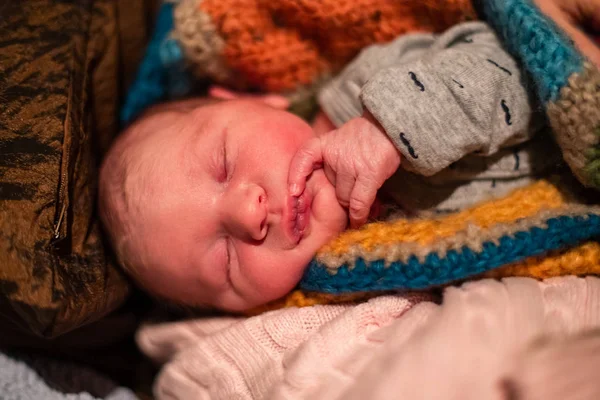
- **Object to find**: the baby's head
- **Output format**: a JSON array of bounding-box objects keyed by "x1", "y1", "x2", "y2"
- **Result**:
[{"x1": 99, "y1": 99, "x2": 347, "y2": 311}]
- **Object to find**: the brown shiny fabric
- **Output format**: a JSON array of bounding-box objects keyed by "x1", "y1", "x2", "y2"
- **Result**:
[{"x1": 0, "y1": 0, "x2": 156, "y2": 339}]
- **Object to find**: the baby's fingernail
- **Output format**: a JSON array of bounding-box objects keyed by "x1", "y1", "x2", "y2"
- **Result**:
[{"x1": 289, "y1": 184, "x2": 299, "y2": 196}]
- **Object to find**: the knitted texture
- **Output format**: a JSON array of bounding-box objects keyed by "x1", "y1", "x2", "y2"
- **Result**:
[
  {"x1": 292, "y1": 0, "x2": 600, "y2": 299},
  {"x1": 485, "y1": 241, "x2": 600, "y2": 279},
  {"x1": 122, "y1": 0, "x2": 475, "y2": 122},
  {"x1": 246, "y1": 290, "x2": 382, "y2": 316},
  {"x1": 299, "y1": 180, "x2": 600, "y2": 294},
  {"x1": 141, "y1": 277, "x2": 600, "y2": 400},
  {"x1": 180, "y1": 0, "x2": 475, "y2": 92},
  {"x1": 548, "y1": 64, "x2": 600, "y2": 188},
  {"x1": 0, "y1": 351, "x2": 136, "y2": 400},
  {"x1": 478, "y1": 0, "x2": 600, "y2": 189},
  {"x1": 121, "y1": 1, "x2": 190, "y2": 124}
]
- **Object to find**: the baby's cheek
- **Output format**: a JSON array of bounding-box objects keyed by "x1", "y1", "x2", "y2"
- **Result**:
[
  {"x1": 243, "y1": 249, "x2": 309, "y2": 302},
  {"x1": 277, "y1": 133, "x2": 310, "y2": 161},
  {"x1": 273, "y1": 118, "x2": 315, "y2": 152},
  {"x1": 266, "y1": 260, "x2": 306, "y2": 293}
]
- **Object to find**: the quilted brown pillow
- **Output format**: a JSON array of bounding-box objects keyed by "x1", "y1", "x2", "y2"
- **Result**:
[{"x1": 0, "y1": 0, "x2": 153, "y2": 338}]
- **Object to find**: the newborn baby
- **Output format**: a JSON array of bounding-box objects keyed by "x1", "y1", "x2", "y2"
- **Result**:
[
  {"x1": 100, "y1": 98, "x2": 348, "y2": 311},
  {"x1": 100, "y1": 22, "x2": 560, "y2": 311}
]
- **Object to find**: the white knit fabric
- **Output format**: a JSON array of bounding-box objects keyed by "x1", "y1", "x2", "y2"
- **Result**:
[{"x1": 138, "y1": 277, "x2": 600, "y2": 400}]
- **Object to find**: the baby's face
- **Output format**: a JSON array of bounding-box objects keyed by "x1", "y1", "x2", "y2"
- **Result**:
[{"x1": 132, "y1": 100, "x2": 347, "y2": 310}]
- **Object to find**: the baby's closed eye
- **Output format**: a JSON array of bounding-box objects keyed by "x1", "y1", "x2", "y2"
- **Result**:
[{"x1": 215, "y1": 139, "x2": 229, "y2": 182}]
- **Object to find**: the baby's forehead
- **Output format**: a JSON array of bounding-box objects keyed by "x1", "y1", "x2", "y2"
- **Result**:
[
  {"x1": 127, "y1": 109, "x2": 187, "y2": 145},
  {"x1": 142, "y1": 97, "x2": 219, "y2": 117},
  {"x1": 130, "y1": 98, "x2": 221, "y2": 137},
  {"x1": 129, "y1": 99, "x2": 277, "y2": 162}
]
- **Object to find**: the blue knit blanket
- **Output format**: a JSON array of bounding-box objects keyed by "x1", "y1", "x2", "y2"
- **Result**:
[{"x1": 0, "y1": 351, "x2": 137, "y2": 400}]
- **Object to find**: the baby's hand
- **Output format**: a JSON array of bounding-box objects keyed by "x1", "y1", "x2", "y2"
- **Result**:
[{"x1": 288, "y1": 114, "x2": 400, "y2": 229}]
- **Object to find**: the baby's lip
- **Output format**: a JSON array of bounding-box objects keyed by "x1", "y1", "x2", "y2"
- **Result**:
[{"x1": 282, "y1": 189, "x2": 312, "y2": 247}]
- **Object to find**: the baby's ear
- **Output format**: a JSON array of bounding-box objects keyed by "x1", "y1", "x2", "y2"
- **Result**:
[{"x1": 208, "y1": 85, "x2": 290, "y2": 110}]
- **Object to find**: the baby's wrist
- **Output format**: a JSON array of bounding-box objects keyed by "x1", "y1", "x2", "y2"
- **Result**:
[
  {"x1": 361, "y1": 110, "x2": 383, "y2": 131},
  {"x1": 361, "y1": 111, "x2": 401, "y2": 156}
]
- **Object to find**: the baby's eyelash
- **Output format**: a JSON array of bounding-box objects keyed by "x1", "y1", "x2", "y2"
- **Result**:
[
  {"x1": 222, "y1": 144, "x2": 228, "y2": 179},
  {"x1": 213, "y1": 143, "x2": 228, "y2": 182}
]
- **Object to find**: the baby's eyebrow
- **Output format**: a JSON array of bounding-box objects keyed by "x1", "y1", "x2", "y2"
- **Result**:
[
  {"x1": 181, "y1": 121, "x2": 221, "y2": 179},
  {"x1": 181, "y1": 138, "x2": 201, "y2": 181},
  {"x1": 208, "y1": 127, "x2": 229, "y2": 177}
]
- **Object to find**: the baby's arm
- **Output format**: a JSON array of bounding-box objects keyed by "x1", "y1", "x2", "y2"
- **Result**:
[{"x1": 319, "y1": 21, "x2": 542, "y2": 177}]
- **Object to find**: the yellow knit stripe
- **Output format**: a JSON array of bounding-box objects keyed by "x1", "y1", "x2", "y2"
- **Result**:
[
  {"x1": 316, "y1": 205, "x2": 599, "y2": 270},
  {"x1": 484, "y1": 241, "x2": 600, "y2": 280},
  {"x1": 318, "y1": 180, "x2": 566, "y2": 258}
]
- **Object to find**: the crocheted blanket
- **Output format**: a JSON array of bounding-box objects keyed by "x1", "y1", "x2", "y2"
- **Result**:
[
  {"x1": 123, "y1": 0, "x2": 600, "y2": 305},
  {"x1": 300, "y1": 180, "x2": 600, "y2": 293},
  {"x1": 297, "y1": 0, "x2": 600, "y2": 296},
  {"x1": 121, "y1": 0, "x2": 475, "y2": 122}
]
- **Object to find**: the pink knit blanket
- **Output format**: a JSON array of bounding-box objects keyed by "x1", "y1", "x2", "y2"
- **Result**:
[{"x1": 138, "y1": 277, "x2": 600, "y2": 399}]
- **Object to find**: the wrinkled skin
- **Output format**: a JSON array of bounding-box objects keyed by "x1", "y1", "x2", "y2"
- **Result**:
[{"x1": 288, "y1": 114, "x2": 401, "y2": 229}]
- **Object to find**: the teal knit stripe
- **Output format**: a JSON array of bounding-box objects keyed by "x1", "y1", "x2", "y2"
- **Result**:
[
  {"x1": 301, "y1": 213, "x2": 600, "y2": 293},
  {"x1": 477, "y1": 0, "x2": 583, "y2": 103},
  {"x1": 121, "y1": 2, "x2": 180, "y2": 125},
  {"x1": 315, "y1": 206, "x2": 597, "y2": 269}
]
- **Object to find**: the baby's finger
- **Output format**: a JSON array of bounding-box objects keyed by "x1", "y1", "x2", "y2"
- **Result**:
[
  {"x1": 288, "y1": 138, "x2": 324, "y2": 196},
  {"x1": 335, "y1": 173, "x2": 355, "y2": 208},
  {"x1": 323, "y1": 163, "x2": 337, "y2": 188},
  {"x1": 349, "y1": 176, "x2": 379, "y2": 229}
]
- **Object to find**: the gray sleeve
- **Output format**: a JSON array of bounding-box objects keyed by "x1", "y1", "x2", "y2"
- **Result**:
[
  {"x1": 319, "y1": 21, "x2": 543, "y2": 177},
  {"x1": 318, "y1": 33, "x2": 437, "y2": 127}
]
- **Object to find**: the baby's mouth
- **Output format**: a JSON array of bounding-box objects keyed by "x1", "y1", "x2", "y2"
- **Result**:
[
  {"x1": 285, "y1": 190, "x2": 312, "y2": 245},
  {"x1": 292, "y1": 192, "x2": 310, "y2": 237}
]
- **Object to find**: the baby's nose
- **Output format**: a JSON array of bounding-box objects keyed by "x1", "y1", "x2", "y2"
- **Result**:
[{"x1": 227, "y1": 184, "x2": 268, "y2": 241}]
